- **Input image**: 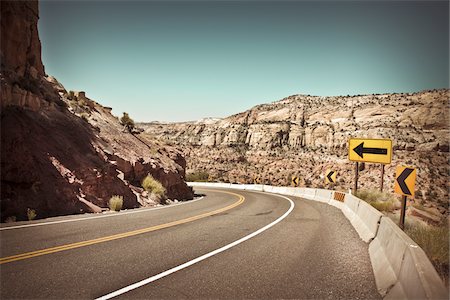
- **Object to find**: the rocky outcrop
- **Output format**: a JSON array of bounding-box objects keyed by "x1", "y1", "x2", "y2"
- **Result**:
[
  {"x1": 0, "y1": 1, "x2": 193, "y2": 222},
  {"x1": 1, "y1": 1, "x2": 44, "y2": 78},
  {"x1": 142, "y1": 89, "x2": 449, "y2": 217}
]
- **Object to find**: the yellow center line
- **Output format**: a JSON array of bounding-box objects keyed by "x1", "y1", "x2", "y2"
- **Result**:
[{"x1": 0, "y1": 190, "x2": 244, "y2": 265}]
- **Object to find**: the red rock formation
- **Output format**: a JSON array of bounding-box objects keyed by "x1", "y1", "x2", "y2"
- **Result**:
[
  {"x1": 1, "y1": 1, "x2": 44, "y2": 78},
  {"x1": 0, "y1": 0, "x2": 193, "y2": 222}
]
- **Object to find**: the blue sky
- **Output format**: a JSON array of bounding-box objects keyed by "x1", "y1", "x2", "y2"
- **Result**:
[{"x1": 39, "y1": 1, "x2": 449, "y2": 122}]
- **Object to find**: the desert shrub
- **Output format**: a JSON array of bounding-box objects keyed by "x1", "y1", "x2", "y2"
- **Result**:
[
  {"x1": 5, "y1": 216, "x2": 16, "y2": 223},
  {"x1": 67, "y1": 90, "x2": 75, "y2": 100},
  {"x1": 186, "y1": 171, "x2": 209, "y2": 182},
  {"x1": 369, "y1": 200, "x2": 396, "y2": 212},
  {"x1": 120, "y1": 112, "x2": 135, "y2": 132},
  {"x1": 109, "y1": 195, "x2": 123, "y2": 211},
  {"x1": 80, "y1": 113, "x2": 89, "y2": 121},
  {"x1": 356, "y1": 189, "x2": 398, "y2": 212},
  {"x1": 142, "y1": 175, "x2": 166, "y2": 196},
  {"x1": 27, "y1": 208, "x2": 36, "y2": 221}
]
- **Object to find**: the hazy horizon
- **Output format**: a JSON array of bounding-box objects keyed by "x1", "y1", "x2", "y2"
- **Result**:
[{"x1": 39, "y1": 0, "x2": 449, "y2": 122}]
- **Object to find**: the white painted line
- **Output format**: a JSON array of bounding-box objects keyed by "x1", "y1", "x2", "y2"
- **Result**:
[
  {"x1": 0, "y1": 197, "x2": 204, "y2": 231},
  {"x1": 96, "y1": 193, "x2": 295, "y2": 300}
]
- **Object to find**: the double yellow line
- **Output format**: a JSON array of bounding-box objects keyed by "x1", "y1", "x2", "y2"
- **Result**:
[{"x1": 0, "y1": 191, "x2": 244, "y2": 265}]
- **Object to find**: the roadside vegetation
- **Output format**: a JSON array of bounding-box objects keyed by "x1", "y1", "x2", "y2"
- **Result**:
[
  {"x1": 355, "y1": 189, "x2": 399, "y2": 212},
  {"x1": 109, "y1": 195, "x2": 123, "y2": 212},
  {"x1": 142, "y1": 175, "x2": 166, "y2": 197},
  {"x1": 27, "y1": 208, "x2": 37, "y2": 221},
  {"x1": 186, "y1": 171, "x2": 209, "y2": 182},
  {"x1": 120, "y1": 112, "x2": 135, "y2": 132}
]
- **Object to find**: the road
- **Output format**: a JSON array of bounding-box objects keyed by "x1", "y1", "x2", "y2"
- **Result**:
[{"x1": 0, "y1": 188, "x2": 380, "y2": 299}]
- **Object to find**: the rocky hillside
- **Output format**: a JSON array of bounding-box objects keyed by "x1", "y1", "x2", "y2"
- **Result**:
[
  {"x1": 0, "y1": 1, "x2": 193, "y2": 222},
  {"x1": 142, "y1": 89, "x2": 449, "y2": 218}
]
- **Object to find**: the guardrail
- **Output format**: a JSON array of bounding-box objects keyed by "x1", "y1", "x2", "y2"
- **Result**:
[{"x1": 188, "y1": 182, "x2": 448, "y2": 299}]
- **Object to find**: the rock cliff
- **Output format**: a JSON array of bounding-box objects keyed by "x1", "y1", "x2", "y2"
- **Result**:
[
  {"x1": 0, "y1": 0, "x2": 193, "y2": 222},
  {"x1": 142, "y1": 89, "x2": 449, "y2": 217}
]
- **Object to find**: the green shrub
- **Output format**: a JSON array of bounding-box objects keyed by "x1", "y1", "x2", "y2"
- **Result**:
[
  {"x1": 27, "y1": 208, "x2": 36, "y2": 221},
  {"x1": 109, "y1": 195, "x2": 123, "y2": 211},
  {"x1": 142, "y1": 175, "x2": 166, "y2": 196},
  {"x1": 120, "y1": 112, "x2": 135, "y2": 132},
  {"x1": 186, "y1": 171, "x2": 209, "y2": 182},
  {"x1": 67, "y1": 90, "x2": 75, "y2": 100}
]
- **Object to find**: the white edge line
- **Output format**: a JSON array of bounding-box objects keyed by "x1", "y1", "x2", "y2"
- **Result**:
[
  {"x1": 95, "y1": 193, "x2": 295, "y2": 300},
  {"x1": 0, "y1": 196, "x2": 205, "y2": 231}
]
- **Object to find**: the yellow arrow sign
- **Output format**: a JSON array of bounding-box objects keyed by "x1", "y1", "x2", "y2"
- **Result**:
[
  {"x1": 348, "y1": 138, "x2": 392, "y2": 164},
  {"x1": 394, "y1": 166, "x2": 417, "y2": 197},
  {"x1": 291, "y1": 176, "x2": 299, "y2": 186},
  {"x1": 253, "y1": 176, "x2": 261, "y2": 184},
  {"x1": 325, "y1": 169, "x2": 337, "y2": 184}
]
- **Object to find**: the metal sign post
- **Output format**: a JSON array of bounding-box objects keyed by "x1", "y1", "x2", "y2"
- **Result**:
[
  {"x1": 354, "y1": 162, "x2": 359, "y2": 193},
  {"x1": 399, "y1": 195, "x2": 407, "y2": 230},
  {"x1": 380, "y1": 164, "x2": 385, "y2": 192}
]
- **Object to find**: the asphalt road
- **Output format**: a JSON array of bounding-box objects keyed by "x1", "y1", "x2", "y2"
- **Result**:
[{"x1": 0, "y1": 188, "x2": 380, "y2": 299}]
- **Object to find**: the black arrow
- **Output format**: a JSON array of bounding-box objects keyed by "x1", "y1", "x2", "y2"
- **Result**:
[
  {"x1": 293, "y1": 177, "x2": 298, "y2": 185},
  {"x1": 353, "y1": 142, "x2": 388, "y2": 158},
  {"x1": 397, "y1": 168, "x2": 414, "y2": 195},
  {"x1": 327, "y1": 171, "x2": 335, "y2": 183}
]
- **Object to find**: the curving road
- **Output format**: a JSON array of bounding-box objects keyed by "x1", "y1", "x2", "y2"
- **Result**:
[{"x1": 0, "y1": 188, "x2": 380, "y2": 299}]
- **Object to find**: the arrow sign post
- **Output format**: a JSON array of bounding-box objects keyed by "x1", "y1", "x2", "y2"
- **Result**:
[
  {"x1": 394, "y1": 166, "x2": 417, "y2": 230},
  {"x1": 291, "y1": 176, "x2": 299, "y2": 187},
  {"x1": 348, "y1": 138, "x2": 392, "y2": 193}
]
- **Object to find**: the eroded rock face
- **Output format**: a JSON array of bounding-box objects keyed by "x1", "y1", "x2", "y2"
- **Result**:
[
  {"x1": 142, "y1": 90, "x2": 450, "y2": 216},
  {"x1": 1, "y1": 1, "x2": 44, "y2": 78},
  {"x1": 0, "y1": 1, "x2": 193, "y2": 221}
]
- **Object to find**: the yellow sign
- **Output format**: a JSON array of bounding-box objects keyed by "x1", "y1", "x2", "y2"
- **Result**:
[
  {"x1": 253, "y1": 176, "x2": 261, "y2": 184},
  {"x1": 325, "y1": 169, "x2": 337, "y2": 184},
  {"x1": 348, "y1": 138, "x2": 392, "y2": 164},
  {"x1": 394, "y1": 166, "x2": 417, "y2": 197},
  {"x1": 291, "y1": 176, "x2": 299, "y2": 186}
]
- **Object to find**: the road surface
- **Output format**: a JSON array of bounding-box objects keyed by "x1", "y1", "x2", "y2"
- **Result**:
[{"x1": 0, "y1": 188, "x2": 380, "y2": 299}]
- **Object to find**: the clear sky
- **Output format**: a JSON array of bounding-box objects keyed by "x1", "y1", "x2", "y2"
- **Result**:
[{"x1": 39, "y1": 0, "x2": 449, "y2": 122}]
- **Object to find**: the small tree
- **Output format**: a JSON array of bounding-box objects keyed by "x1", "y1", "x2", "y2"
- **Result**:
[{"x1": 120, "y1": 112, "x2": 135, "y2": 132}]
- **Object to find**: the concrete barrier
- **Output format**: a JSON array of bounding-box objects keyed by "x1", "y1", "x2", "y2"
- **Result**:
[
  {"x1": 353, "y1": 200, "x2": 383, "y2": 243},
  {"x1": 245, "y1": 184, "x2": 264, "y2": 191},
  {"x1": 369, "y1": 217, "x2": 448, "y2": 299},
  {"x1": 302, "y1": 188, "x2": 316, "y2": 200},
  {"x1": 266, "y1": 186, "x2": 282, "y2": 194},
  {"x1": 291, "y1": 187, "x2": 306, "y2": 198},
  {"x1": 314, "y1": 189, "x2": 333, "y2": 203},
  {"x1": 342, "y1": 194, "x2": 360, "y2": 223}
]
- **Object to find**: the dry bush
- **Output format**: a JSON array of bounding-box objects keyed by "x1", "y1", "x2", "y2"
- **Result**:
[
  {"x1": 109, "y1": 195, "x2": 123, "y2": 212},
  {"x1": 356, "y1": 189, "x2": 399, "y2": 212},
  {"x1": 142, "y1": 175, "x2": 166, "y2": 197}
]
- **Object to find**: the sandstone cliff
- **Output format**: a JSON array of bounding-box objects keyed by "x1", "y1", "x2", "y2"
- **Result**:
[
  {"x1": 0, "y1": 1, "x2": 193, "y2": 222},
  {"x1": 142, "y1": 89, "x2": 449, "y2": 217}
]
